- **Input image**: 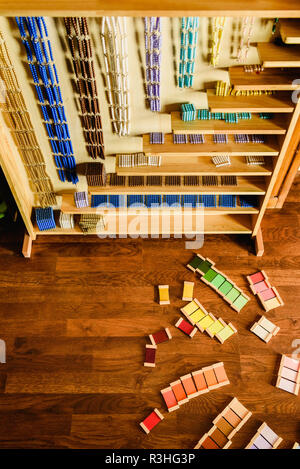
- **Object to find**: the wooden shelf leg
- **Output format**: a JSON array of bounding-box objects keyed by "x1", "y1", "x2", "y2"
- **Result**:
[
  {"x1": 254, "y1": 227, "x2": 264, "y2": 257},
  {"x1": 22, "y1": 232, "x2": 33, "y2": 258}
]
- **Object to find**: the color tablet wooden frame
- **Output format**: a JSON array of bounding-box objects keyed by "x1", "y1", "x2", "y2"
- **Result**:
[
  {"x1": 175, "y1": 317, "x2": 198, "y2": 338},
  {"x1": 213, "y1": 397, "x2": 252, "y2": 440},
  {"x1": 276, "y1": 354, "x2": 300, "y2": 396},
  {"x1": 158, "y1": 284, "x2": 170, "y2": 305},
  {"x1": 215, "y1": 322, "x2": 238, "y2": 344},
  {"x1": 245, "y1": 422, "x2": 283, "y2": 449},
  {"x1": 250, "y1": 315, "x2": 280, "y2": 343},
  {"x1": 140, "y1": 408, "x2": 164, "y2": 434},
  {"x1": 144, "y1": 344, "x2": 157, "y2": 367},
  {"x1": 182, "y1": 281, "x2": 195, "y2": 301},
  {"x1": 149, "y1": 327, "x2": 172, "y2": 346}
]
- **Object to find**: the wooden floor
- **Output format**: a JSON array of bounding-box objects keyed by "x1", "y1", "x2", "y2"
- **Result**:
[{"x1": 0, "y1": 180, "x2": 299, "y2": 449}]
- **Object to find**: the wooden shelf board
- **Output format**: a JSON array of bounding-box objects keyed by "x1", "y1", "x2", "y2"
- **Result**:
[
  {"x1": 34, "y1": 223, "x2": 83, "y2": 235},
  {"x1": 89, "y1": 177, "x2": 266, "y2": 195},
  {"x1": 257, "y1": 42, "x2": 300, "y2": 67},
  {"x1": 2, "y1": 1, "x2": 300, "y2": 17},
  {"x1": 207, "y1": 89, "x2": 294, "y2": 113},
  {"x1": 280, "y1": 19, "x2": 300, "y2": 44},
  {"x1": 171, "y1": 111, "x2": 286, "y2": 134},
  {"x1": 229, "y1": 66, "x2": 300, "y2": 90},
  {"x1": 116, "y1": 155, "x2": 273, "y2": 176},
  {"x1": 143, "y1": 133, "x2": 280, "y2": 156},
  {"x1": 61, "y1": 194, "x2": 259, "y2": 215},
  {"x1": 35, "y1": 213, "x2": 253, "y2": 235}
]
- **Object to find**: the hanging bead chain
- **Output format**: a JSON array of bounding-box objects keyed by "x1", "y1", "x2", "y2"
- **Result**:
[
  {"x1": 16, "y1": 16, "x2": 78, "y2": 184},
  {"x1": 0, "y1": 31, "x2": 56, "y2": 207},
  {"x1": 210, "y1": 17, "x2": 226, "y2": 67},
  {"x1": 178, "y1": 17, "x2": 199, "y2": 88},
  {"x1": 237, "y1": 16, "x2": 254, "y2": 63},
  {"x1": 100, "y1": 17, "x2": 130, "y2": 136},
  {"x1": 144, "y1": 17, "x2": 161, "y2": 111},
  {"x1": 64, "y1": 17, "x2": 105, "y2": 159}
]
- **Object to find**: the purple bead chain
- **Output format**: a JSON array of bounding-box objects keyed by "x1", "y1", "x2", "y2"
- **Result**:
[{"x1": 145, "y1": 17, "x2": 161, "y2": 112}]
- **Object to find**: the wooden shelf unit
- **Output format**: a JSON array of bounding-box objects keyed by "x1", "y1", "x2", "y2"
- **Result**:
[
  {"x1": 279, "y1": 19, "x2": 300, "y2": 44},
  {"x1": 0, "y1": 5, "x2": 299, "y2": 257}
]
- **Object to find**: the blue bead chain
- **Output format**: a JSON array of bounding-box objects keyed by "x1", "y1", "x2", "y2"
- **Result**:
[{"x1": 16, "y1": 16, "x2": 78, "y2": 184}]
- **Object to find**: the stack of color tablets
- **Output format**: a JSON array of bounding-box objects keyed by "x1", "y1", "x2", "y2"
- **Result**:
[
  {"x1": 245, "y1": 422, "x2": 282, "y2": 449},
  {"x1": 35, "y1": 207, "x2": 56, "y2": 231},
  {"x1": 250, "y1": 315, "x2": 280, "y2": 343},
  {"x1": 247, "y1": 270, "x2": 284, "y2": 311},
  {"x1": 161, "y1": 362, "x2": 229, "y2": 412},
  {"x1": 187, "y1": 255, "x2": 250, "y2": 312},
  {"x1": 194, "y1": 398, "x2": 252, "y2": 449},
  {"x1": 74, "y1": 191, "x2": 89, "y2": 208},
  {"x1": 276, "y1": 354, "x2": 300, "y2": 396},
  {"x1": 144, "y1": 327, "x2": 172, "y2": 367},
  {"x1": 140, "y1": 408, "x2": 164, "y2": 434},
  {"x1": 180, "y1": 298, "x2": 237, "y2": 343}
]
